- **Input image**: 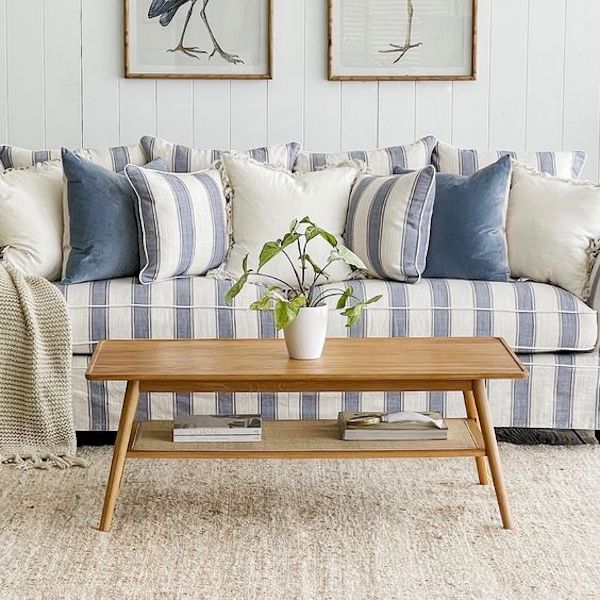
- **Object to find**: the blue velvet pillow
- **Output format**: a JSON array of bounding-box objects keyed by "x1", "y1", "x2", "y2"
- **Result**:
[
  {"x1": 395, "y1": 154, "x2": 512, "y2": 281},
  {"x1": 61, "y1": 149, "x2": 167, "y2": 284}
]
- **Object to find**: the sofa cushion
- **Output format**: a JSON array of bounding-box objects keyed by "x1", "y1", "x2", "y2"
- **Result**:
[
  {"x1": 56, "y1": 277, "x2": 598, "y2": 355},
  {"x1": 294, "y1": 136, "x2": 436, "y2": 175},
  {"x1": 345, "y1": 168, "x2": 436, "y2": 282},
  {"x1": 141, "y1": 136, "x2": 301, "y2": 172},
  {"x1": 0, "y1": 143, "x2": 146, "y2": 172},
  {"x1": 433, "y1": 140, "x2": 586, "y2": 180}
]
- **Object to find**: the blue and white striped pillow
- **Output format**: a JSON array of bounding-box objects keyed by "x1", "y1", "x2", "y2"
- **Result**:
[
  {"x1": 125, "y1": 166, "x2": 228, "y2": 284},
  {"x1": 141, "y1": 136, "x2": 301, "y2": 172},
  {"x1": 0, "y1": 143, "x2": 146, "y2": 172},
  {"x1": 433, "y1": 140, "x2": 587, "y2": 180},
  {"x1": 294, "y1": 136, "x2": 436, "y2": 175},
  {"x1": 344, "y1": 167, "x2": 436, "y2": 282}
]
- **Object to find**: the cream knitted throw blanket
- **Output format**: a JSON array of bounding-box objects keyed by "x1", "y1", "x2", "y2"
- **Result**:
[{"x1": 0, "y1": 264, "x2": 84, "y2": 469}]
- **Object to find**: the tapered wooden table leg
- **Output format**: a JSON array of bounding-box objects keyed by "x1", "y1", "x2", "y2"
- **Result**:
[
  {"x1": 99, "y1": 380, "x2": 140, "y2": 532},
  {"x1": 472, "y1": 379, "x2": 513, "y2": 529},
  {"x1": 463, "y1": 390, "x2": 489, "y2": 485}
]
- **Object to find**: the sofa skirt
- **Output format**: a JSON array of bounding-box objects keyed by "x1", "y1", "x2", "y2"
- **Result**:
[{"x1": 71, "y1": 351, "x2": 600, "y2": 431}]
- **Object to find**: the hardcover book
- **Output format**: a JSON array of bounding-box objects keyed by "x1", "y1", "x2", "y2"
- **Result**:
[
  {"x1": 338, "y1": 411, "x2": 448, "y2": 441},
  {"x1": 173, "y1": 414, "x2": 262, "y2": 443}
]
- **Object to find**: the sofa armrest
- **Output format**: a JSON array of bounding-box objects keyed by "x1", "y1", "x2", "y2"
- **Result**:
[{"x1": 587, "y1": 257, "x2": 600, "y2": 312}]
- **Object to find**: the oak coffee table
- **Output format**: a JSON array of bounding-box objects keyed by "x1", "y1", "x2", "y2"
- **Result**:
[{"x1": 86, "y1": 337, "x2": 528, "y2": 532}]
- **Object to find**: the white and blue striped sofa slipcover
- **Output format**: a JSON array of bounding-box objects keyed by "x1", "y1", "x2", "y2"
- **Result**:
[{"x1": 57, "y1": 276, "x2": 600, "y2": 432}]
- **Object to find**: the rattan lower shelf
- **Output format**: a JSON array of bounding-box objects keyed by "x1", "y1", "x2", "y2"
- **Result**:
[{"x1": 127, "y1": 418, "x2": 486, "y2": 459}]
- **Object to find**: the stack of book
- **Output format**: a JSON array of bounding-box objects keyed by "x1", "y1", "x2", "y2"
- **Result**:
[
  {"x1": 337, "y1": 411, "x2": 448, "y2": 441},
  {"x1": 173, "y1": 414, "x2": 262, "y2": 443}
]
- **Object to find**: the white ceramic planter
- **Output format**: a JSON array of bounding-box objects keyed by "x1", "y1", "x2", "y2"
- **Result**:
[{"x1": 284, "y1": 305, "x2": 328, "y2": 360}]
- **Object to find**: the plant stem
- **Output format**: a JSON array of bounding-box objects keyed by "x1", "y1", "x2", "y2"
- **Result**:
[
  {"x1": 249, "y1": 272, "x2": 294, "y2": 290},
  {"x1": 298, "y1": 237, "x2": 307, "y2": 290},
  {"x1": 311, "y1": 288, "x2": 348, "y2": 307},
  {"x1": 308, "y1": 259, "x2": 336, "y2": 299},
  {"x1": 280, "y1": 247, "x2": 306, "y2": 294}
]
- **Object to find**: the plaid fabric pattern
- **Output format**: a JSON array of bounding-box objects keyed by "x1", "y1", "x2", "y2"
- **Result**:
[
  {"x1": 345, "y1": 168, "x2": 436, "y2": 282},
  {"x1": 140, "y1": 136, "x2": 301, "y2": 172},
  {"x1": 56, "y1": 276, "x2": 598, "y2": 355},
  {"x1": 70, "y1": 349, "x2": 600, "y2": 431},
  {"x1": 293, "y1": 136, "x2": 436, "y2": 174},
  {"x1": 0, "y1": 143, "x2": 146, "y2": 172},
  {"x1": 433, "y1": 140, "x2": 587, "y2": 180},
  {"x1": 125, "y1": 167, "x2": 228, "y2": 284}
]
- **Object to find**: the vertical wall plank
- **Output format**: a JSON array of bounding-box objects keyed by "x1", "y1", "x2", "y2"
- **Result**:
[
  {"x1": 488, "y1": 0, "x2": 529, "y2": 150},
  {"x1": 120, "y1": 80, "x2": 156, "y2": 146},
  {"x1": 451, "y1": 0, "x2": 491, "y2": 148},
  {"x1": 0, "y1": 0, "x2": 7, "y2": 142},
  {"x1": 193, "y1": 81, "x2": 231, "y2": 149},
  {"x1": 563, "y1": 0, "x2": 600, "y2": 180},
  {"x1": 303, "y1": 0, "x2": 340, "y2": 151},
  {"x1": 526, "y1": 0, "x2": 566, "y2": 150},
  {"x1": 44, "y1": 0, "x2": 82, "y2": 149},
  {"x1": 230, "y1": 81, "x2": 267, "y2": 149},
  {"x1": 268, "y1": 0, "x2": 304, "y2": 145},
  {"x1": 6, "y1": 0, "x2": 45, "y2": 148},
  {"x1": 378, "y1": 82, "x2": 416, "y2": 147},
  {"x1": 81, "y1": 0, "x2": 120, "y2": 148},
  {"x1": 156, "y1": 81, "x2": 194, "y2": 146},
  {"x1": 341, "y1": 82, "x2": 378, "y2": 150},
  {"x1": 415, "y1": 83, "x2": 453, "y2": 142}
]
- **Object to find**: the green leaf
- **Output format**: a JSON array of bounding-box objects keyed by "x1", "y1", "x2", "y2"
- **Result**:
[
  {"x1": 341, "y1": 304, "x2": 363, "y2": 328},
  {"x1": 304, "y1": 225, "x2": 319, "y2": 241},
  {"x1": 258, "y1": 241, "x2": 282, "y2": 270},
  {"x1": 281, "y1": 232, "x2": 300, "y2": 249},
  {"x1": 289, "y1": 218, "x2": 298, "y2": 233},
  {"x1": 317, "y1": 228, "x2": 339, "y2": 248},
  {"x1": 225, "y1": 273, "x2": 248, "y2": 304},
  {"x1": 241, "y1": 254, "x2": 249, "y2": 274},
  {"x1": 299, "y1": 216, "x2": 313, "y2": 225},
  {"x1": 364, "y1": 294, "x2": 383, "y2": 306},
  {"x1": 274, "y1": 295, "x2": 307, "y2": 330},
  {"x1": 303, "y1": 254, "x2": 325, "y2": 276},
  {"x1": 330, "y1": 245, "x2": 366, "y2": 269},
  {"x1": 335, "y1": 287, "x2": 353, "y2": 310},
  {"x1": 250, "y1": 294, "x2": 272, "y2": 312}
]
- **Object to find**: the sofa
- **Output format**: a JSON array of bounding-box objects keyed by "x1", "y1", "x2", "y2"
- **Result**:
[{"x1": 2, "y1": 137, "x2": 599, "y2": 433}]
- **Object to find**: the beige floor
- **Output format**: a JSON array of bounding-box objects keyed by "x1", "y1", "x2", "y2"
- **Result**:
[{"x1": 0, "y1": 444, "x2": 599, "y2": 600}]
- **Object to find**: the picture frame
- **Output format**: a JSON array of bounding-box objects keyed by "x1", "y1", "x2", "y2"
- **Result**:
[
  {"x1": 328, "y1": 0, "x2": 477, "y2": 81},
  {"x1": 125, "y1": 0, "x2": 272, "y2": 79}
]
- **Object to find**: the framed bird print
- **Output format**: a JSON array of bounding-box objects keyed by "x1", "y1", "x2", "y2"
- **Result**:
[
  {"x1": 328, "y1": 0, "x2": 477, "y2": 81},
  {"x1": 125, "y1": 0, "x2": 272, "y2": 79}
]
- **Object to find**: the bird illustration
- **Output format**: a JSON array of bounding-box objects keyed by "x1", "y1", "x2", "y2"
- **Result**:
[
  {"x1": 379, "y1": 0, "x2": 422, "y2": 63},
  {"x1": 148, "y1": 0, "x2": 244, "y2": 64}
]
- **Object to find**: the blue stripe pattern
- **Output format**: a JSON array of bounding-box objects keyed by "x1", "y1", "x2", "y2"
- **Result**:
[{"x1": 125, "y1": 166, "x2": 228, "y2": 284}]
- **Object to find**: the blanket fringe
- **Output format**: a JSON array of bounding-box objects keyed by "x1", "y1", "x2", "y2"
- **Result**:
[{"x1": 0, "y1": 453, "x2": 89, "y2": 470}]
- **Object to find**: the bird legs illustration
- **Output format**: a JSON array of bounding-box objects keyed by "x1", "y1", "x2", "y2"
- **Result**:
[
  {"x1": 167, "y1": 0, "x2": 207, "y2": 59},
  {"x1": 380, "y1": 0, "x2": 422, "y2": 63},
  {"x1": 199, "y1": 0, "x2": 244, "y2": 65}
]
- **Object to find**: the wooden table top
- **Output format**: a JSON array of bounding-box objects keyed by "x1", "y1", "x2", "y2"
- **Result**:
[{"x1": 86, "y1": 337, "x2": 527, "y2": 388}]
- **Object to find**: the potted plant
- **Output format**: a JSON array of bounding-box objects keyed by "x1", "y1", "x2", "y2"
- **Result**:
[{"x1": 225, "y1": 217, "x2": 382, "y2": 360}]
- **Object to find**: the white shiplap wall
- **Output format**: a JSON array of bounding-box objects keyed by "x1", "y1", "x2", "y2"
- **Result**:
[{"x1": 1, "y1": 0, "x2": 600, "y2": 179}]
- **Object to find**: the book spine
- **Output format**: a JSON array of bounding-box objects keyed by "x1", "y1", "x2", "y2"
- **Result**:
[
  {"x1": 173, "y1": 436, "x2": 262, "y2": 443},
  {"x1": 173, "y1": 428, "x2": 262, "y2": 435}
]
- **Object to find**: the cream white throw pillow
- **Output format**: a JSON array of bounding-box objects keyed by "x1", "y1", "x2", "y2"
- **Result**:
[
  {"x1": 0, "y1": 161, "x2": 64, "y2": 280},
  {"x1": 220, "y1": 154, "x2": 360, "y2": 286},
  {"x1": 507, "y1": 163, "x2": 600, "y2": 299}
]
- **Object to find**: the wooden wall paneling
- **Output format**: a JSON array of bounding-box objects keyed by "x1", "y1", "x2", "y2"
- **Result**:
[
  {"x1": 562, "y1": 0, "x2": 600, "y2": 181},
  {"x1": 6, "y1": 0, "x2": 45, "y2": 148},
  {"x1": 193, "y1": 80, "x2": 231, "y2": 149},
  {"x1": 415, "y1": 82, "x2": 453, "y2": 143},
  {"x1": 451, "y1": 0, "x2": 491, "y2": 148},
  {"x1": 267, "y1": 0, "x2": 304, "y2": 146},
  {"x1": 230, "y1": 81, "x2": 268, "y2": 149},
  {"x1": 0, "y1": 0, "x2": 7, "y2": 142},
  {"x1": 44, "y1": 0, "x2": 82, "y2": 149},
  {"x1": 378, "y1": 82, "x2": 417, "y2": 147},
  {"x1": 156, "y1": 81, "x2": 194, "y2": 146},
  {"x1": 340, "y1": 82, "x2": 378, "y2": 151},
  {"x1": 488, "y1": 0, "x2": 529, "y2": 150},
  {"x1": 120, "y1": 80, "x2": 157, "y2": 146},
  {"x1": 303, "y1": 0, "x2": 340, "y2": 151},
  {"x1": 81, "y1": 0, "x2": 120, "y2": 148},
  {"x1": 526, "y1": 0, "x2": 566, "y2": 150}
]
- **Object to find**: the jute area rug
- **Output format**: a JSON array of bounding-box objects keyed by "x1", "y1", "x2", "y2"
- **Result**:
[{"x1": 1, "y1": 444, "x2": 599, "y2": 600}]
